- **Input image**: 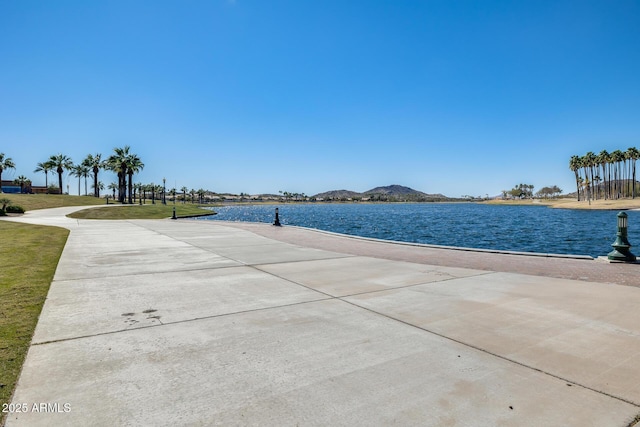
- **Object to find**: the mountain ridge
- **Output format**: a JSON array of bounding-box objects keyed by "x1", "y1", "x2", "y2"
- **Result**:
[{"x1": 313, "y1": 184, "x2": 448, "y2": 201}]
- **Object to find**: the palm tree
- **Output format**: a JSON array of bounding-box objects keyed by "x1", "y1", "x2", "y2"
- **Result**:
[
  {"x1": 93, "y1": 181, "x2": 105, "y2": 197},
  {"x1": 70, "y1": 164, "x2": 89, "y2": 195},
  {"x1": 583, "y1": 152, "x2": 597, "y2": 200},
  {"x1": 0, "y1": 153, "x2": 16, "y2": 193},
  {"x1": 34, "y1": 161, "x2": 52, "y2": 189},
  {"x1": 596, "y1": 150, "x2": 610, "y2": 199},
  {"x1": 134, "y1": 183, "x2": 142, "y2": 203},
  {"x1": 155, "y1": 185, "x2": 163, "y2": 203},
  {"x1": 610, "y1": 150, "x2": 625, "y2": 198},
  {"x1": 13, "y1": 175, "x2": 29, "y2": 193},
  {"x1": 623, "y1": 149, "x2": 630, "y2": 197},
  {"x1": 83, "y1": 154, "x2": 104, "y2": 197},
  {"x1": 569, "y1": 155, "x2": 582, "y2": 201},
  {"x1": 627, "y1": 147, "x2": 640, "y2": 198},
  {"x1": 106, "y1": 146, "x2": 131, "y2": 203},
  {"x1": 48, "y1": 154, "x2": 74, "y2": 194},
  {"x1": 108, "y1": 182, "x2": 118, "y2": 200},
  {"x1": 81, "y1": 165, "x2": 90, "y2": 195},
  {"x1": 125, "y1": 154, "x2": 144, "y2": 204},
  {"x1": 181, "y1": 186, "x2": 188, "y2": 204}
]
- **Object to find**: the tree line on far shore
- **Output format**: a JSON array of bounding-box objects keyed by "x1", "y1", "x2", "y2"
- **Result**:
[
  {"x1": 569, "y1": 147, "x2": 639, "y2": 201},
  {"x1": 502, "y1": 183, "x2": 563, "y2": 199},
  {"x1": 0, "y1": 146, "x2": 144, "y2": 204}
]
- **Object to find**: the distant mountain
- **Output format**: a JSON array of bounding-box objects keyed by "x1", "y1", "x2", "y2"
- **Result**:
[
  {"x1": 313, "y1": 184, "x2": 449, "y2": 201},
  {"x1": 313, "y1": 189, "x2": 362, "y2": 199},
  {"x1": 365, "y1": 185, "x2": 426, "y2": 196}
]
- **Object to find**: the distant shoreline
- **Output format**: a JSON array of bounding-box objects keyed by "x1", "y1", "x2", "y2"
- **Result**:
[
  {"x1": 219, "y1": 198, "x2": 640, "y2": 211},
  {"x1": 483, "y1": 198, "x2": 640, "y2": 211}
]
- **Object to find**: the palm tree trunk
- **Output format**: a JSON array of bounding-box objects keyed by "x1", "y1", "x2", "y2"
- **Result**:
[
  {"x1": 127, "y1": 173, "x2": 133, "y2": 204},
  {"x1": 93, "y1": 167, "x2": 99, "y2": 197},
  {"x1": 633, "y1": 161, "x2": 637, "y2": 199},
  {"x1": 117, "y1": 172, "x2": 124, "y2": 203},
  {"x1": 58, "y1": 167, "x2": 64, "y2": 194}
]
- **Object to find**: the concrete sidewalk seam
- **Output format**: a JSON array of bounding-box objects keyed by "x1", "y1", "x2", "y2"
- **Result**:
[
  {"x1": 132, "y1": 220, "x2": 357, "y2": 267},
  {"x1": 340, "y1": 297, "x2": 640, "y2": 409},
  {"x1": 252, "y1": 265, "x2": 495, "y2": 300},
  {"x1": 48, "y1": 263, "x2": 253, "y2": 282},
  {"x1": 30, "y1": 297, "x2": 334, "y2": 347},
  {"x1": 233, "y1": 258, "x2": 640, "y2": 409}
]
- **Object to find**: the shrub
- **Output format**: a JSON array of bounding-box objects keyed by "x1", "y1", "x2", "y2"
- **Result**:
[
  {"x1": 0, "y1": 197, "x2": 11, "y2": 214},
  {"x1": 5, "y1": 205, "x2": 25, "y2": 214}
]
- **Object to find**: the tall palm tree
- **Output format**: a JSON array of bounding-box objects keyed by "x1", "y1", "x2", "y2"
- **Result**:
[
  {"x1": 607, "y1": 151, "x2": 617, "y2": 199},
  {"x1": 583, "y1": 152, "x2": 597, "y2": 200},
  {"x1": 48, "y1": 154, "x2": 74, "y2": 194},
  {"x1": 181, "y1": 186, "x2": 188, "y2": 204},
  {"x1": 569, "y1": 155, "x2": 582, "y2": 201},
  {"x1": 70, "y1": 164, "x2": 89, "y2": 195},
  {"x1": 34, "y1": 161, "x2": 52, "y2": 189},
  {"x1": 0, "y1": 153, "x2": 16, "y2": 193},
  {"x1": 106, "y1": 146, "x2": 131, "y2": 203},
  {"x1": 83, "y1": 154, "x2": 104, "y2": 198},
  {"x1": 611, "y1": 150, "x2": 625, "y2": 198},
  {"x1": 627, "y1": 147, "x2": 640, "y2": 198},
  {"x1": 596, "y1": 150, "x2": 609, "y2": 199},
  {"x1": 134, "y1": 183, "x2": 142, "y2": 203},
  {"x1": 125, "y1": 154, "x2": 144, "y2": 204},
  {"x1": 623, "y1": 149, "x2": 630, "y2": 197}
]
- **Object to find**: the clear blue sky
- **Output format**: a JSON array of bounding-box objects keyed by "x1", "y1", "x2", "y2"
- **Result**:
[{"x1": 1, "y1": 0, "x2": 639, "y2": 197}]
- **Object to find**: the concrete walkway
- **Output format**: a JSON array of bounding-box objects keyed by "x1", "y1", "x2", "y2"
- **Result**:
[{"x1": 2, "y1": 208, "x2": 640, "y2": 426}]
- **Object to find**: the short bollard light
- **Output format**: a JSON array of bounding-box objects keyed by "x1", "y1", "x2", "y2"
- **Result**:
[
  {"x1": 171, "y1": 206, "x2": 177, "y2": 220},
  {"x1": 273, "y1": 207, "x2": 281, "y2": 226},
  {"x1": 607, "y1": 211, "x2": 636, "y2": 262}
]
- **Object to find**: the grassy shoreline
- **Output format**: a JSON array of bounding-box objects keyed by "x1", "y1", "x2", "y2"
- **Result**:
[{"x1": 0, "y1": 222, "x2": 69, "y2": 425}]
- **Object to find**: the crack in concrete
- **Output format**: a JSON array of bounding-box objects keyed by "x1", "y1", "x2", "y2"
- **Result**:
[{"x1": 338, "y1": 297, "x2": 640, "y2": 409}]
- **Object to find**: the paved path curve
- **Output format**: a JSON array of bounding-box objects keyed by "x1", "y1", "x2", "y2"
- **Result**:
[{"x1": 2, "y1": 208, "x2": 640, "y2": 426}]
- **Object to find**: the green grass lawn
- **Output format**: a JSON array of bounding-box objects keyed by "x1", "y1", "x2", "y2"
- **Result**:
[
  {"x1": 68, "y1": 203, "x2": 215, "y2": 219},
  {"x1": 0, "y1": 222, "x2": 69, "y2": 425},
  {"x1": 1, "y1": 193, "x2": 107, "y2": 212},
  {"x1": 0, "y1": 196, "x2": 213, "y2": 422}
]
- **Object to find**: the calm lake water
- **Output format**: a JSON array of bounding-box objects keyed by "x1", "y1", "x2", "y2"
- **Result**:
[{"x1": 195, "y1": 203, "x2": 640, "y2": 258}]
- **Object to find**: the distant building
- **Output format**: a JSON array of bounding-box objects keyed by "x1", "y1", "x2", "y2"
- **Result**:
[{"x1": 1, "y1": 180, "x2": 48, "y2": 194}]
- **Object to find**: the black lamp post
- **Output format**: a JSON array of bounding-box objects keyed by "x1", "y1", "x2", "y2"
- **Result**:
[
  {"x1": 163, "y1": 178, "x2": 166, "y2": 205},
  {"x1": 273, "y1": 207, "x2": 281, "y2": 226},
  {"x1": 608, "y1": 212, "x2": 636, "y2": 262}
]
